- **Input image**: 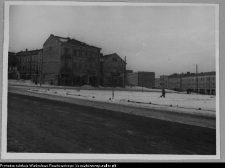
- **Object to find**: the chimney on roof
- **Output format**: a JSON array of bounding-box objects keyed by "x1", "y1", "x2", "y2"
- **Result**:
[{"x1": 26, "y1": 49, "x2": 28, "y2": 52}]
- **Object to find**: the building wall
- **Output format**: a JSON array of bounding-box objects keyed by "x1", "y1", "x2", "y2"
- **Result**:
[
  {"x1": 127, "y1": 72, "x2": 155, "y2": 88},
  {"x1": 181, "y1": 74, "x2": 216, "y2": 94},
  {"x1": 165, "y1": 72, "x2": 216, "y2": 94},
  {"x1": 138, "y1": 72, "x2": 155, "y2": 88},
  {"x1": 127, "y1": 73, "x2": 138, "y2": 86},
  {"x1": 8, "y1": 52, "x2": 17, "y2": 67},
  {"x1": 101, "y1": 54, "x2": 126, "y2": 87},
  {"x1": 168, "y1": 77, "x2": 181, "y2": 90},
  {"x1": 16, "y1": 50, "x2": 42, "y2": 80},
  {"x1": 43, "y1": 36, "x2": 62, "y2": 84},
  {"x1": 155, "y1": 78, "x2": 160, "y2": 88},
  {"x1": 159, "y1": 75, "x2": 169, "y2": 88},
  {"x1": 59, "y1": 44, "x2": 101, "y2": 86}
]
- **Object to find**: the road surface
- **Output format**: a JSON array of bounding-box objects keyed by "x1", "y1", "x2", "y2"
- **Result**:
[{"x1": 7, "y1": 89, "x2": 216, "y2": 154}]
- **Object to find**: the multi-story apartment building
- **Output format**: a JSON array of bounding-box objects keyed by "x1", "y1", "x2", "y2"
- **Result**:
[
  {"x1": 159, "y1": 75, "x2": 169, "y2": 88},
  {"x1": 166, "y1": 71, "x2": 216, "y2": 94},
  {"x1": 127, "y1": 71, "x2": 155, "y2": 88},
  {"x1": 181, "y1": 71, "x2": 216, "y2": 94},
  {"x1": 16, "y1": 49, "x2": 43, "y2": 82},
  {"x1": 43, "y1": 34, "x2": 101, "y2": 86},
  {"x1": 99, "y1": 53, "x2": 126, "y2": 87}
]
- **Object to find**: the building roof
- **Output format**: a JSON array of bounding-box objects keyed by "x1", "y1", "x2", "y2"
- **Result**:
[
  {"x1": 137, "y1": 71, "x2": 155, "y2": 74},
  {"x1": 101, "y1": 53, "x2": 127, "y2": 64},
  {"x1": 16, "y1": 49, "x2": 43, "y2": 56},
  {"x1": 168, "y1": 71, "x2": 216, "y2": 78},
  {"x1": 51, "y1": 34, "x2": 101, "y2": 50}
]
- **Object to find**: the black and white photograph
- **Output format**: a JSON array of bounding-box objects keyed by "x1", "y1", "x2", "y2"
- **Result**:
[{"x1": 1, "y1": 1, "x2": 220, "y2": 160}]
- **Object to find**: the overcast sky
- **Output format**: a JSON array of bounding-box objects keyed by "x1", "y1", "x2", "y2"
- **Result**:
[{"x1": 9, "y1": 4, "x2": 217, "y2": 77}]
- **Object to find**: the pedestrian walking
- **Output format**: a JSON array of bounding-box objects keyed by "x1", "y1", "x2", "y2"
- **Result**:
[{"x1": 160, "y1": 88, "x2": 166, "y2": 98}]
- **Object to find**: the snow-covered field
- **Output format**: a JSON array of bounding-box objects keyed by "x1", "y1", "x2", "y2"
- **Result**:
[
  {"x1": 29, "y1": 88, "x2": 215, "y2": 110},
  {"x1": 8, "y1": 80, "x2": 216, "y2": 114}
]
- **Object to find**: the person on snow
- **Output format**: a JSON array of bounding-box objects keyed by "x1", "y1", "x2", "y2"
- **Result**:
[{"x1": 160, "y1": 88, "x2": 166, "y2": 98}]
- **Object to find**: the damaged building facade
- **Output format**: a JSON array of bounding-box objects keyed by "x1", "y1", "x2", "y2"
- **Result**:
[{"x1": 42, "y1": 34, "x2": 101, "y2": 86}]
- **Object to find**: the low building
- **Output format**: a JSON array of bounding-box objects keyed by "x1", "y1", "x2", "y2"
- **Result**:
[
  {"x1": 181, "y1": 71, "x2": 216, "y2": 94},
  {"x1": 166, "y1": 71, "x2": 216, "y2": 94},
  {"x1": 99, "y1": 53, "x2": 126, "y2": 87},
  {"x1": 127, "y1": 71, "x2": 155, "y2": 88}
]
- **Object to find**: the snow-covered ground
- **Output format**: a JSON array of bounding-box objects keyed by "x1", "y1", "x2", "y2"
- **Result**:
[
  {"x1": 8, "y1": 80, "x2": 216, "y2": 114},
  {"x1": 8, "y1": 79, "x2": 35, "y2": 85},
  {"x1": 29, "y1": 87, "x2": 215, "y2": 113}
]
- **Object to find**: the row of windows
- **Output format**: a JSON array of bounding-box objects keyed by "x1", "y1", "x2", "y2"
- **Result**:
[
  {"x1": 17, "y1": 56, "x2": 42, "y2": 63},
  {"x1": 167, "y1": 76, "x2": 215, "y2": 83},
  {"x1": 72, "y1": 50, "x2": 98, "y2": 59},
  {"x1": 104, "y1": 66, "x2": 124, "y2": 73},
  {"x1": 180, "y1": 77, "x2": 215, "y2": 82},
  {"x1": 64, "y1": 61, "x2": 98, "y2": 71},
  {"x1": 182, "y1": 83, "x2": 215, "y2": 87},
  {"x1": 18, "y1": 65, "x2": 42, "y2": 71}
]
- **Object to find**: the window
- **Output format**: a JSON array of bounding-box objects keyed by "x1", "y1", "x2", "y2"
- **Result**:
[
  {"x1": 78, "y1": 62, "x2": 82, "y2": 70},
  {"x1": 82, "y1": 51, "x2": 86, "y2": 57},
  {"x1": 113, "y1": 58, "x2": 117, "y2": 62},
  {"x1": 83, "y1": 62, "x2": 87, "y2": 70},
  {"x1": 74, "y1": 50, "x2": 77, "y2": 57},
  {"x1": 73, "y1": 62, "x2": 77, "y2": 70}
]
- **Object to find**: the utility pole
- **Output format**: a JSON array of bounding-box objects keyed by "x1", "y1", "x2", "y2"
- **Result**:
[
  {"x1": 209, "y1": 76, "x2": 211, "y2": 95},
  {"x1": 40, "y1": 50, "x2": 43, "y2": 86},
  {"x1": 30, "y1": 52, "x2": 32, "y2": 80},
  {"x1": 196, "y1": 64, "x2": 198, "y2": 94},
  {"x1": 124, "y1": 56, "x2": 126, "y2": 88}
]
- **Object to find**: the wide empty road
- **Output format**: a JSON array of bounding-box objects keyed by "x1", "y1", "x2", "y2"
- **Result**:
[{"x1": 7, "y1": 92, "x2": 216, "y2": 154}]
